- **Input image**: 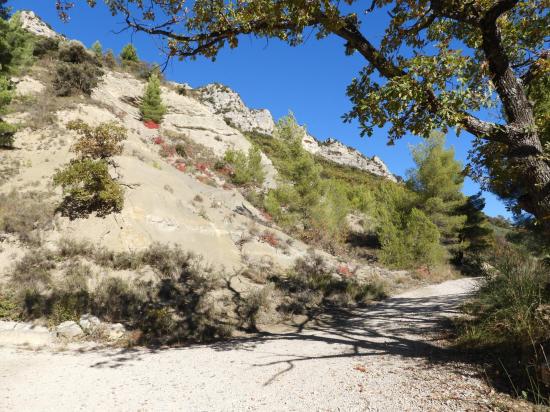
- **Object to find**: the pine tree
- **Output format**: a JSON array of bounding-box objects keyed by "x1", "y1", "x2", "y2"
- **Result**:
[
  {"x1": 456, "y1": 192, "x2": 493, "y2": 260},
  {"x1": 407, "y1": 131, "x2": 466, "y2": 239},
  {"x1": 0, "y1": 14, "x2": 34, "y2": 75},
  {"x1": 119, "y1": 43, "x2": 139, "y2": 63},
  {"x1": 91, "y1": 41, "x2": 102, "y2": 59},
  {"x1": 274, "y1": 114, "x2": 322, "y2": 215},
  {"x1": 264, "y1": 114, "x2": 323, "y2": 227},
  {"x1": 139, "y1": 72, "x2": 166, "y2": 124}
]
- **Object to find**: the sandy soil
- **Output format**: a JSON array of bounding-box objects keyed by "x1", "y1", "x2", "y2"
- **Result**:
[{"x1": 0, "y1": 278, "x2": 516, "y2": 411}]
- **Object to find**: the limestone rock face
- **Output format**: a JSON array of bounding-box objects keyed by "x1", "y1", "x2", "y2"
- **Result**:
[
  {"x1": 192, "y1": 83, "x2": 396, "y2": 181},
  {"x1": 18, "y1": 10, "x2": 59, "y2": 38},
  {"x1": 302, "y1": 136, "x2": 397, "y2": 182},
  {"x1": 194, "y1": 83, "x2": 275, "y2": 135}
]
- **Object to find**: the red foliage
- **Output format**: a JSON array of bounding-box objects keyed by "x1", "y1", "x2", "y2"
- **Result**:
[
  {"x1": 337, "y1": 265, "x2": 353, "y2": 277},
  {"x1": 196, "y1": 162, "x2": 208, "y2": 172},
  {"x1": 260, "y1": 211, "x2": 272, "y2": 222},
  {"x1": 260, "y1": 231, "x2": 279, "y2": 248},
  {"x1": 153, "y1": 136, "x2": 165, "y2": 145},
  {"x1": 159, "y1": 143, "x2": 176, "y2": 158},
  {"x1": 144, "y1": 120, "x2": 160, "y2": 129},
  {"x1": 175, "y1": 163, "x2": 186, "y2": 172}
]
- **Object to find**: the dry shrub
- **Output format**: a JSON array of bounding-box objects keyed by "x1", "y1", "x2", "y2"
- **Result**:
[
  {"x1": 58, "y1": 41, "x2": 94, "y2": 64},
  {"x1": 0, "y1": 191, "x2": 55, "y2": 245},
  {"x1": 275, "y1": 253, "x2": 388, "y2": 313},
  {"x1": 240, "y1": 284, "x2": 277, "y2": 331},
  {"x1": 53, "y1": 61, "x2": 102, "y2": 97},
  {"x1": 67, "y1": 119, "x2": 127, "y2": 159}
]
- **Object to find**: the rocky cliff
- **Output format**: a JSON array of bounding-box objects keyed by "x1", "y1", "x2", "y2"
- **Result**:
[{"x1": 192, "y1": 81, "x2": 397, "y2": 182}]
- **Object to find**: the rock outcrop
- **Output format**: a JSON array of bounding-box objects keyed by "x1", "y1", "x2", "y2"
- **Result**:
[
  {"x1": 194, "y1": 83, "x2": 275, "y2": 135},
  {"x1": 302, "y1": 136, "x2": 397, "y2": 182},
  {"x1": 192, "y1": 84, "x2": 396, "y2": 181},
  {"x1": 18, "y1": 10, "x2": 59, "y2": 38}
]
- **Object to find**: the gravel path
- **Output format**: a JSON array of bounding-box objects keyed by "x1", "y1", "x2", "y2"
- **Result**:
[{"x1": 0, "y1": 277, "x2": 509, "y2": 411}]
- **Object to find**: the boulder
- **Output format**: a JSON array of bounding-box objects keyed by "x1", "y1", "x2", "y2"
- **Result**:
[
  {"x1": 106, "y1": 323, "x2": 126, "y2": 340},
  {"x1": 79, "y1": 314, "x2": 101, "y2": 332},
  {"x1": 56, "y1": 321, "x2": 84, "y2": 339}
]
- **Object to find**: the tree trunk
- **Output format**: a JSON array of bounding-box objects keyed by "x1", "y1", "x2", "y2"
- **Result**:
[{"x1": 509, "y1": 135, "x2": 550, "y2": 230}]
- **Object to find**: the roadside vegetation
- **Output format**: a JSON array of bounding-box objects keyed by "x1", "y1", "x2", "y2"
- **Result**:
[
  {"x1": 455, "y1": 240, "x2": 550, "y2": 404},
  {"x1": 0, "y1": 238, "x2": 388, "y2": 345}
]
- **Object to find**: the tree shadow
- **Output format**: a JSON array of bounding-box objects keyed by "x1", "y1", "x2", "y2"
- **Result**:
[
  {"x1": 78, "y1": 292, "x2": 482, "y2": 380},
  {"x1": 55, "y1": 196, "x2": 122, "y2": 220}
]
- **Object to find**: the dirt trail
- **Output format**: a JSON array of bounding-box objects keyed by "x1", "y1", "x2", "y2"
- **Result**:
[{"x1": 0, "y1": 278, "x2": 509, "y2": 411}]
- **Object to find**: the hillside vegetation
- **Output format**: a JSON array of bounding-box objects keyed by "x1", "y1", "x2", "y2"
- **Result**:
[{"x1": 0, "y1": 10, "x2": 549, "y2": 405}]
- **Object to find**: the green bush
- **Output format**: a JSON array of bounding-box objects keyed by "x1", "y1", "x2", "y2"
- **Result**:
[
  {"x1": 0, "y1": 119, "x2": 15, "y2": 147},
  {"x1": 261, "y1": 115, "x2": 323, "y2": 228},
  {"x1": 263, "y1": 184, "x2": 302, "y2": 227},
  {"x1": 279, "y1": 253, "x2": 388, "y2": 309},
  {"x1": 378, "y1": 207, "x2": 445, "y2": 268},
  {"x1": 90, "y1": 40, "x2": 102, "y2": 59},
  {"x1": 92, "y1": 277, "x2": 144, "y2": 322},
  {"x1": 0, "y1": 72, "x2": 15, "y2": 147},
  {"x1": 52, "y1": 159, "x2": 124, "y2": 218},
  {"x1": 407, "y1": 132, "x2": 466, "y2": 239},
  {"x1": 0, "y1": 292, "x2": 19, "y2": 319},
  {"x1": 140, "y1": 72, "x2": 166, "y2": 123},
  {"x1": 223, "y1": 146, "x2": 265, "y2": 185},
  {"x1": 307, "y1": 179, "x2": 351, "y2": 249},
  {"x1": 53, "y1": 61, "x2": 102, "y2": 96},
  {"x1": 10, "y1": 249, "x2": 55, "y2": 294},
  {"x1": 67, "y1": 119, "x2": 127, "y2": 159},
  {"x1": 0, "y1": 14, "x2": 35, "y2": 75}
]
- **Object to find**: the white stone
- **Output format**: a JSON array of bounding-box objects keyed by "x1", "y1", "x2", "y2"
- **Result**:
[
  {"x1": 56, "y1": 321, "x2": 84, "y2": 339},
  {"x1": 79, "y1": 314, "x2": 101, "y2": 331},
  {"x1": 106, "y1": 323, "x2": 126, "y2": 340}
]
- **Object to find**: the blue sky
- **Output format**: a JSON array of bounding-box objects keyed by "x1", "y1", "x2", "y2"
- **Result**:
[{"x1": 9, "y1": 0, "x2": 510, "y2": 217}]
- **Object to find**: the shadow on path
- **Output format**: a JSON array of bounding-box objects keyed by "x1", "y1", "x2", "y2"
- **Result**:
[{"x1": 81, "y1": 286, "x2": 479, "y2": 380}]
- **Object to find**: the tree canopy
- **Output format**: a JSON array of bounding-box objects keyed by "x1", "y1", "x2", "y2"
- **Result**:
[
  {"x1": 407, "y1": 132, "x2": 466, "y2": 238},
  {"x1": 55, "y1": 0, "x2": 550, "y2": 230}
]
